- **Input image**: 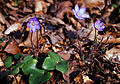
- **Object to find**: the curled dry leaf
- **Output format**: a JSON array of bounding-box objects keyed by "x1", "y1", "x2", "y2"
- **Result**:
[
  {"x1": 57, "y1": 51, "x2": 70, "y2": 60},
  {"x1": 4, "y1": 22, "x2": 22, "y2": 35},
  {"x1": 56, "y1": 1, "x2": 73, "y2": 19},
  {"x1": 47, "y1": 17, "x2": 65, "y2": 25},
  {"x1": 78, "y1": 0, "x2": 105, "y2": 8},
  {"x1": 6, "y1": 3, "x2": 18, "y2": 11},
  {"x1": 68, "y1": 17, "x2": 81, "y2": 30},
  {"x1": 4, "y1": 40, "x2": 21, "y2": 55},
  {"x1": 0, "y1": 12, "x2": 10, "y2": 27},
  {"x1": 97, "y1": 32, "x2": 120, "y2": 43},
  {"x1": 105, "y1": 46, "x2": 120, "y2": 64},
  {"x1": 19, "y1": 30, "x2": 45, "y2": 48},
  {"x1": 35, "y1": 0, "x2": 50, "y2": 14}
]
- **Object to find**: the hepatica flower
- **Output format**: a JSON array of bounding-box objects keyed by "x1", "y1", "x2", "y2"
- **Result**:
[
  {"x1": 72, "y1": 4, "x2": 90, "y2": 20},
  {"x1": 27, "y1": 17, "x2": 40, "y2": 32},
  {"x1": 94, "y1": 20, "x2": 105, "y2": 31}
]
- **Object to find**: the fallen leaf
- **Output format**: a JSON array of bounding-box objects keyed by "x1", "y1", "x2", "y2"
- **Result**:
[
  {"x1": 83, "y1": 75, "x2": 94, "y2": 84},
  {"x1": 57, "y1": 51, "x2": 70, "y2": 60},
  {"x1": 4, "y1": 22, "x2": 22, "y2": 35},
  {"x1": 0, "y1": 57, "x2": 4, "y2": 67},
  {"x1": 56, "y1": 1, "x2": 73, "y2": 19},
  {"x1": 105, "y1": 46, "x2": 120, "y2": 64},
  {"x1": 19, "y1": 31, "x2": 45, "y2": 48},
  {"x1": 0, "y1": 12, "x2": 10, "y2": 27},
  {"x1": 4, "y1": 40, "x2": 21, "y2": 55}
]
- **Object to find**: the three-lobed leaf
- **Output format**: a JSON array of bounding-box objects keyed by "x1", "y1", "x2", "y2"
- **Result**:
[
  {"x1": 56, "y1": 59, "x2": 69, "y2": 73},
  {"x1": 42, "y1": 52, "x2": 61, "y2": 70}
]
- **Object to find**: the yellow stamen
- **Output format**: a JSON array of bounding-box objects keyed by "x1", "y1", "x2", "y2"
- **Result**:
[
  {"x1": 77, "y1": 13, "x2": 80, "y2": 16},
  {"x1": 32, "y1": 23, "x2": 35, "y2": 25}
]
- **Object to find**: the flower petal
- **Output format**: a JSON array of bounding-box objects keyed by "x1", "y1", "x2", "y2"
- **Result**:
[
  {"x1": 72, "y1": 9, "x2": 79, "y2": 19},
  {"x1": 27, "y1": 22, "x2": 30, "y2": 27},
  {"x1": 95, "y1": 20, "x2": 101, "y2": 25},
  {"x1": 35, "y1": 25, "x2": 40, "y2": 30},
  {"x1": 101, "y1": 25, "x2": 105, "y2": 29},
  {"x1": 79, "y1": 7, "x2": 86, "y2": 14},
  {"x1": 32, "y1": 27, "x2": 36, "y2": 32},
  {"x1": 81, "y1": 14, "x2": 90, "y2": 18},
  {"x1": 78, "y1": 16, "x2": 85, "y2": 20},
  {"x1": 75, "y1": 4, "x2": 79, "y2": 12},
  {"x1": 29, "y1": 18, "x2": 34, "y2": 23},
  {"x1": 99, "y1": 22, "x2": 104, "y2": 27}
]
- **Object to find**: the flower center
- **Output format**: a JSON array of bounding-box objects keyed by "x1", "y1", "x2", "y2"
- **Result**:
[
  {"x1": 95, "y1": 25, "x2": 98, "y2": 28},
  {"x1": 32, "y1": 23, "x2": 35, "y2": 25},
  {"x1": 77, "y1": 13, "x2": 80, "y2": 16}
]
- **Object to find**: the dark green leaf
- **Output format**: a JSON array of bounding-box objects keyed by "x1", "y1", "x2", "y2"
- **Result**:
[
  {"x1": 42, "y1": 57, "x2": 55, "y2": 70},
  {"x1": 14, "y1": 54, "x2": 22, "y2": 60},
  {"x1": 29, "y1": 69, "x2": 51, "y2": 84},
  {"x1": 112, "y1": 4, "x2": 117, "y2": 8},
  {"x1": 22, "y1": 59, "x2": 38, "y2": 75},
  {"x1": 56, "y1": 59, "x2": 69, "y2": 73},
  {"x1": 48, "y1": 52, "x2": 61, "y2": 63},
  {"x1": 42, "y1": 52, "x2": 61, "y2": 70},
  {"x1": 4, "y1": 57, "x2": 12, "y2": 68},
  {"x1": 11, "y1": 68, "x2": 19, "y2": 74},
  {"x1": 0, "y1": 37, "x2": 6, "y2": 43}
]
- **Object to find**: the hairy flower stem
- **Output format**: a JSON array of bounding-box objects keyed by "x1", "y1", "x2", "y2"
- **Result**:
[
  {"x1": 36, "y1": 30, "x2": 39, "y2": 53},
  {"x1": 94, "y1": 29, "x2": 97, "y2": 57},
  {"x1": 30, "y1": 33, "x2": 35, "y2": 57}
]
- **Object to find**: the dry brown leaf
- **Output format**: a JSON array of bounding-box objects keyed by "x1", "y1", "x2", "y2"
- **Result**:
[
  {"x1": 0, "y1": 12, "x2": 10, "y2": 27},
  {"x1": 83, "y1": 75, "x2": 94, "y2": 84},
  {"x1": 19, "y1": 31, "x2": 45, "y2": 48},
  {"x1": 4, "y1": 40, "x2": 21, "y2": 55},
  {"x1": 74, "y1": 74, "x2": 83, "y2": 83},
  {"x1": 4, "y1": 22, "x2": 22, "y2": 35},
  {"x1": 35, "y1": 0, "x2": 50, "y2": 14},
  {"x1": 57, "y1": 51, "x2": 70, "y2": 60},
  {"x1": 105, "y1": 46, "x2": 120, "y2": 64},
  {"x1": 56, "y1": 1, "x2": 73, "y2": 19},
  {"x1": 68, "y1": 17, "x2": 81, "y2": 30},
  {"x1": 0, "y1": 57, "x2": 4, "y2": 67},
  {"x1": 78, "y1": 0, "x2": 105, "y2": 8},
  {"x1": 47, "y1": 17, "x2": 65, "y2": 25},
  {"x1": 97, "y1": 32, "x2": 120, "y2": 43}
]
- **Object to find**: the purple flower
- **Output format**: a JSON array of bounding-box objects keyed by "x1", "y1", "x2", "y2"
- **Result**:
[
  {"x1": 72, "y1": 4, "x2": 90, "y2": 20},
  {"x1": 27, "y1": 17, "x2": 40, "y2": 32},
  {"x1": 94, "y1": 20, "x2": 105, "y2": 31}
]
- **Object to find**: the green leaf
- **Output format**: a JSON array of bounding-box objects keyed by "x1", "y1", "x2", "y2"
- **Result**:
[
  {"x1": 11, "y1": 68, "x2": 19, "y2": 74},
  {"x1": 14, "y1": 54, "x2": 22, "y2": 60},
  {"x1": 29, "y1": 69, "x2": 51, "y2": 84},
  {"x1": 0, "y1": 37, "x2": 6, "y2": 43},
  {"x1": 22, "y1": 59, "x2": 38, "y2": 75},
  {"x1": 48, "y1": 52, "x2": 61, "y2": 63},
  {"x1": 10, "y1": 62, "x2": 23, "y2": 75},
  {"x1": 42, "y1": 52, "x2": 61, "y2": 70},
  {"x1": 4, "y1": 57, "x2": 12, "y2": 68},
  {"x1": 56, "y1": 59, "x2": 69, "y2": 73},
  {"x1": 42, "y1": 57, "x2": 55, "y2": 70},
  {"x1": 112, "y1": 4, "x2": 117, "y2": 8}
]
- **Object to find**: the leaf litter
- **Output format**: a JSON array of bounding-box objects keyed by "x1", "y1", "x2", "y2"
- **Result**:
[{"x1": 0, "y1": 0, "x2": 120, "y2": 84}]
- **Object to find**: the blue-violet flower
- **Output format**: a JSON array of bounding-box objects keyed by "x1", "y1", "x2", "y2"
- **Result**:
[
  {"x1": 94, "y1": 20, "x2": 105, "y2": 31},
  {"x1": 72, "y1": 4, "x2": 90, "y2": 20},
  {"x1": 27, "y1": 17, "x2": 40, "y2": 32}
]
